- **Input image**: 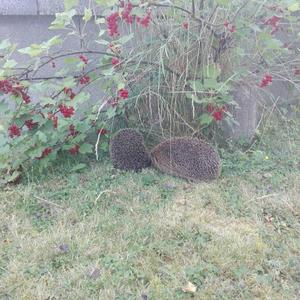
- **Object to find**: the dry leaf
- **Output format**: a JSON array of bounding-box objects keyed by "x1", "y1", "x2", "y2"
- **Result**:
[
  {"x1": 88, "y1": 267, "x2": 101, "y2": 280},
  {"x1": 182, "y1": 281, "x2": 197, "y2": 293}
]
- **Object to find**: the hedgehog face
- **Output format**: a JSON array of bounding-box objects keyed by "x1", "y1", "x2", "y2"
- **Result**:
[
  {"x1": 150, "y1": 138, "x2": 221, "y2": 181},
  {"x1": 109, "y1": 129, "x2": 151, "y2": 171}
]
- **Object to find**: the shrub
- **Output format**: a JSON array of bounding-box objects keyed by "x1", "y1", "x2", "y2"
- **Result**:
[{"x1": 0, "y1": 0, "x2": 299, "y2": 184}]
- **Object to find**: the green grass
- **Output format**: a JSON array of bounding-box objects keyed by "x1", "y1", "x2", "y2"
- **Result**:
[{"x1": 0, "y1": 118, "x2": 300, "y2": 299}]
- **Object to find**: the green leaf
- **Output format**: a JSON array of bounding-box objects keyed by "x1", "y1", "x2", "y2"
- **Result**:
[
  {"x1": 0, "y1": 39, "x2": 11, "y2": 50},
  {"x1": 44, "y1": 36, "x2": 62, "y2": 48},
  {"x1": 100, "y1": 141, "x2": 109, "y2": 152},
  {"x1": 101, "y1": 67, "x2": 115, "y2": 76},
  {"x1": 83, "y1": 8, "x2": 93, "y2": 22},
  {"x1": 199, "y1": 113, "x2": 214, "y2": 125},
  {"x1": 0, "y1": 101, "x2": 9, "y2": 113},
  {"x1": 64, "y1": 0, "x2": 79, "y2": 10},
  {"x1": 204, "y1": 64, "x2": 221, "y2": 80},
  {"x1": 288, "y1": 3, "x2": 300, "y2": 12},
  {"x1": 106, "y1": 107, "x2": 117, "y2": 119},
  {"x1": 18, "y1": 44, "x2": 44, "y2": 57},
  {"x1": 116, "y1": 33, "x2": 134, "y2": 45},
  {"x1": 95, "y1": 18, "x2": 106, "y2": 24},
  {"x1": 37, "y1": 131, "x2": 48, "y2": 143},
  {"x1": 94, "y1": 0, "x2": 118, "y2": 6},
  {"x1": 204, "y1": 78, "x2": 218, "y2": 89},
  {"x1": 64, "y1": 57, "x2": 79, "y2": 64},
  {"x1": 71, "y1": 163, "x2": 87, "y2": 172},
  {"x1": 3, "y1": 59, "x2": 17, "y2": 69},
  {"x1": 50, "y1": 10, "x2": 77, "y2": 29},
  {"x1": 216, "y1": 0, "x2": 230, "y2": 7},
  {"x1": 79, "y1": 143, "x2": 93, "y2": 154}
]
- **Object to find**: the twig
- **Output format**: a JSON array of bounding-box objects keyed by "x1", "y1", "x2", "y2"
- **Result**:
[
  {"x1": 95, "y1": 99, "x2": 109, "y2": 161},
  {"x1": 94, "y1": 189, "x2": 112, "y2": 204},
  {"x1": 256, "y1": 193, "x2": 279, "y2": 200},
  {"x1": 33, "y1": 195, "x2": 65, "y2": 209}
]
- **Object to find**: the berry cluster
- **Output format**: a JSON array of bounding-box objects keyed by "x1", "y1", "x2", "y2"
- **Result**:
[
  {"x1": 112, "y1": 57, "x2": 120, "y2": 66},
  {"x1": 25, "y1": 119, "x2": 38, "y2": 130},
  {"x1": 264, "y1": 16, "x2": 281, "y2": 34},
  {"x1": 0, "y1": 79, "x2": 31, "y2": 104},
  {"x1": 69, "y1": 124, "x2": 79, "y2": 137},
  {"x1": 79, "y1": 75, "x2": 90, "y2": 85},
  {"x1": 0, "y1": 79, "x2": 13, "y2": 94},
  {"x1": 69, "y1": 144, "x2": 80, "y2": 155},
  {"x1": 207, "y1": 104, "x2": 227, "y2": 121},
  {"x1": 224, "y1": 21, "x2": 236, "y2": 33},
  {"x1": 121, "y1": 1, "x2": 133, "y2": 24},
  {"x1": 8, "y1": 124, "x2": 21, "y2": 138},
  {"x1": 259, "y1": 74, "x2": 273, "y2": 88},
  {"x1": 79, "y1": 54, "x2": 89, "y2": 65},
  {"x1": 59, "y1": 104, "x2": 75, "y2": 118},
  {"x1": 294, "y1": 68, "x2": 300, "y2": 76},
  {"x1": 64, "y1": 87, "x2": 76, "y2": 100},
  {"x1": 136, "y1": 10, "x2": 152, "y2": 28},
  {"x1": 107, "y1": 12, "x2": 120, "y2": 37}
]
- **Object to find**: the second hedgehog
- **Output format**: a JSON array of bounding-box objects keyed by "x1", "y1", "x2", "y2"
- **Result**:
[
  {"x1": 151, "y1": 137, "x2": 221, "y2": 182},
  {"x1": 109, "y1": 128, "x2": 151, "y2": 171}
]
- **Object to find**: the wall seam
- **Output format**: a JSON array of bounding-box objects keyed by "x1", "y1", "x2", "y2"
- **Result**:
[{"x1": 36, "y1": 0, "x2": 40, "y2": 15}]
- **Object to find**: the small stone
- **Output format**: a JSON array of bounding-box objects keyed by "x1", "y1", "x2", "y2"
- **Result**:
[{"x1": 58, "y1": 243, "x2": 69, "y2": 253}]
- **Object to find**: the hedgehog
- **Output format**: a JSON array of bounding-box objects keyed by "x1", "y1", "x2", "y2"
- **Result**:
[
  {"x1": 109, "y1": 128, "x2": 151, "y2": 171},
  {"x1": 150, "y1": 137, "x2": 221, "y2": 182}
]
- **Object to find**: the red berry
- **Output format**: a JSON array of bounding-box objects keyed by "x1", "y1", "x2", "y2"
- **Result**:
[
  {"x1": 69, "y1": 124, "x2": 79, "y2": 136},
  {"x1": 119, "y1": 88, "x2": 129, "y2": 99},
  {"x1": 112, "y1": 57, "x2": 120, "y2": 66},
  {"x1": 295, "y1": 68, "x2": 300, "y2": 75},
  {"x1": 24, "y1": 119, "x2": 37, "y2": 130},
  {"x1": 182, "y1": 22, "x2": 189, "y2": 29},
  {"x1": 79, "y1": 54, "x2": 88, "y2": 65},
  {"x1": 213, "y1": 110, "x2": 223, "y2": 121},
  {"x1": 37, "y1": 147, "x2": 52, "y2": 159},
  {"x1": 63, "y1": 87, "x2": 76, "y2": 100},
  {"x1": 98, "y1": 128, "x2": 108, "y2": 135},
  {"x1": 228, "y1": 25, "x2": 236, "y2": 33}
]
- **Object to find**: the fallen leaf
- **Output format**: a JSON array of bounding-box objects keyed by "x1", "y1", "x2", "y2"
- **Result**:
[
  {"x1": 88, "y1": 267, "x2": 101, "y2": 280},
  {"x1": 182, "y1": 281, "x2": 197, "y2": 293},
  {"x1": 58, "y1": 243, "x2": 70, "y2": 254}
]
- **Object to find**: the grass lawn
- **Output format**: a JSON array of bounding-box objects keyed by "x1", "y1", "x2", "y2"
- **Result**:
[{"x1": 0, "y1": 119, "x2": 300, "y2": 299}]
